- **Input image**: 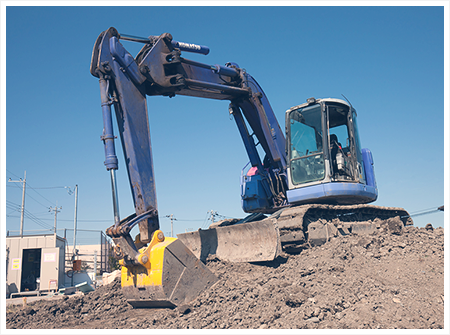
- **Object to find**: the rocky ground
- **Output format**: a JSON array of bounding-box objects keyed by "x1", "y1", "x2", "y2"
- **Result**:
[{"x1": 6, "y1": 224, "x2": 445, "y2": 330}]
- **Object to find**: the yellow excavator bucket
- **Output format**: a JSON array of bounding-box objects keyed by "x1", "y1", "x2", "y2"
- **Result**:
[{"x1": 120, "y1": 230, "x2": 218, "y2": 308}]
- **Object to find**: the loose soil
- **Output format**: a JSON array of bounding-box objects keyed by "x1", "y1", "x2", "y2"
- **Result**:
[{"x1": 6, "y1": 225, "x2": 445, "y2": 330}]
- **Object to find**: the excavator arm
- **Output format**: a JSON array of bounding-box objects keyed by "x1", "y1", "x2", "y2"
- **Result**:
[
  {"x1": 90, "y1": 27, "x2": 286, "y2": 307},
  {"x1": 91, "y1": 27, "x2": 287, "y2": 252}
]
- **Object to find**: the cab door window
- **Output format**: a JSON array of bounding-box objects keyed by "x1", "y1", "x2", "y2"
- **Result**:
[{"x1": 289, "y1": 105, "x2": 325, "y2": 185}]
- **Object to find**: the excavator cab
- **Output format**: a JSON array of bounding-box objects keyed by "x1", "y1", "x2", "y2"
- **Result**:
[{"x1": 286, "y1": 98, "x2": 378, "y2": 205}]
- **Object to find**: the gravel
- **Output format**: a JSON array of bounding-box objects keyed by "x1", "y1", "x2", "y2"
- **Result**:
[{"x1": 6, "y1": 225, "x2": 445, "y2": 330}]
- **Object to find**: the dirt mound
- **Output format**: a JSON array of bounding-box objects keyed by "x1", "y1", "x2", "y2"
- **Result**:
[{"x1": 6, "y1": 225, "x2": 445, "y2": 329}]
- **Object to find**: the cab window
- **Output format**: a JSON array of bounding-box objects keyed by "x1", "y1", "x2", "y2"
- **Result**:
[{"x1": 289, "y1": 105, "x2": 325, "y2": 184}]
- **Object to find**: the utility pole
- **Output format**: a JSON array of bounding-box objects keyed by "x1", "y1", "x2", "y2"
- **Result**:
[
  {"x1": 49, "y1": 203, "x2": 62, "y2": 233},
  {"x1": 8, "y1": 171, "x2": 26, "y2": 237},
  {"x1": 165, "y1": 214, "x2": 177, "y2": 237},
  {"x1": 72, "y1": 185, "x2": 78, "y2": 259},
  {"x1": 208, "y1": 210, "x2": 218, "y2": 223}
]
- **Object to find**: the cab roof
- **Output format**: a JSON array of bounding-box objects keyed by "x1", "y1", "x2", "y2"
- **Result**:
[{"x1": 286, "y1": 98, "x2": 352, "y2": 114}]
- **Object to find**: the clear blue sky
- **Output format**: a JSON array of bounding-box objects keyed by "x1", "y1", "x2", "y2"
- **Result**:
[{"x1": 3, "y1": 4, "x2": 447, "y2": 241}]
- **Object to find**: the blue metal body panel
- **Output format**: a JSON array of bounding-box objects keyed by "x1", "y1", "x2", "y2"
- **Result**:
[
  {"x1": 286, "y1": 182, "x2": 377, "y2": 205},
  {"x1": 362, "y1": 148, "x2": 377, "y2": 189},
  {"x1": 241, "y1": 174, "x2": 271, "y2": 212}
]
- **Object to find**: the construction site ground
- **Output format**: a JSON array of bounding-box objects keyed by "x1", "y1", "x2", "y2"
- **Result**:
[{"x1": 5, "y1": 224, "x2": 445, "y2": 330}]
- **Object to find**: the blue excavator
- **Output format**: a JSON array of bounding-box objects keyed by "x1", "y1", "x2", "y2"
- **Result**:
[{"x1": 90, "y1": 27, "x2": 412, "y2": 308}]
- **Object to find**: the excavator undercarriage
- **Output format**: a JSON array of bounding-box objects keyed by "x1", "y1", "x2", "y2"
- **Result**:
[{"x1": 178, "y1": 204, "x2": 413, "y2": 261}]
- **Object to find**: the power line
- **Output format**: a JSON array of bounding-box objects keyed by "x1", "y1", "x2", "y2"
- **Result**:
[
  {"x1": 21, "y1": 209, "x2": 54, "y2": 231},
  {"x1": 7, "y1": 169, "x2": 71, "y2": 207},
  {"x1": 6, "y1": 204, "x2": 21, "y2": 216},
  {"x1": 6, "y1": 200, "x2": 60, "y2": 231},
  {"x1": 9, "y1": 180, "x2": 77, "y2": 234},
  {"x1": 27, "y1": 211, "x2": 52, "y2": 216},
  {"x1": 23, "y1": 207, "x2": 55, "y2": 230},
  {"x1": 6, "y1": 169, "x2": 21, "y2": 179},
  {"x1": 6, "y1": 214, "x2": 111, "y2": 223},
  {"x1": 6, "y1": 210, "x2": 19, "y2": 216},
  {"x1": 25, "y1": 191, "x2": 53, "y2": 209},
  {"x1": 55, "y1": 218, "x2": 112, "y2": 223},
  {"x1": 6, "y1": 200, "x2": 21, "y2": 208},
  {"x1": 6, "y1": 170, "x2": 82, "y2": 235},
  {"x1": 408, "y1": 205, "x2": 444, "y2": 218},
  {"x1": 408, "y1": 206, "x2": 439, "y2": 215},
  {"x1": 28, "y1": 186, "x2": 70, "y2": 189},
  {"x1": 8, "y1": 181, "x2": 53, "y2": 212},
  {"x1": 27, "y1": 184, "x2": 58, "y2": 206},
  {"x1": 410, "y1": 210, "x2": 443, "y2": 218},
  {"x1": 8, "y1": 179, "x2": 53, "y2": 208},
  {"x1": 23, "y1": 216, "x2": 54, "y2": 231},
  {"x1": 6, "y1": 203, "x2": 206, "y2": 224}
]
